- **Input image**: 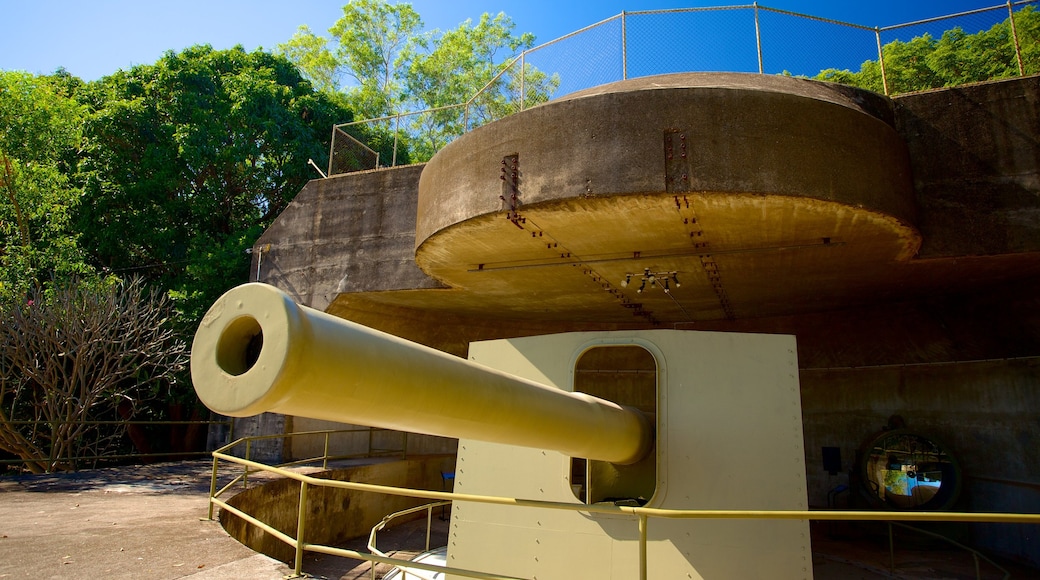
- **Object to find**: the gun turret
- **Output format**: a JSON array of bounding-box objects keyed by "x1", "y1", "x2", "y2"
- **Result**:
[{"x1": 190, "y1": 283, "x2": 654, "y2": 465}]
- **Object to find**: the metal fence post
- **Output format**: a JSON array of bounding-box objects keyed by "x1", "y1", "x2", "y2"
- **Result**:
[
  {"x1": 244, "y1": 438, "x2": 251, "y2": 489},
  {"x1": 638, "y1": 513, "x2": 648, "y2": 580},
  {"x1": 876, "y1": 27, "x2": 890, "y2": 96},
  {"x1": 519, "y1": 51, "x2": 526, "y2": 112},
  {"x1": 621, "y1": 11, "x2": 628, "y2": 80},
  {"x1": 391, "y1": 114, "x2": 401, "y2": 167},
  {"x1": 754, "y1": 2, "x2": 764, "y2": 74},
  {"x1": 1008, "y1": 0, "x2": 1026, "y2": 76},
  {"x1": 322, "y1": 432, "x2": 330, "y2": 470},
  {"x1": 327, "y1": 126, "x2": 336, "y2": 178},
  {"x1": 426, "y1": 505, "x2": 433, "y2": 551},
  {"x1": 208, "y1": 456, "x2": 219, "y2": 520},
  {"x1": 294, "y1": 480, "x2": 309, "y2": 576}
]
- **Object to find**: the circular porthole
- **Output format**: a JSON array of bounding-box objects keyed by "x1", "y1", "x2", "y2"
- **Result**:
[{"x1": 859, "y1": 429, "x2": 961, "y2": 511}]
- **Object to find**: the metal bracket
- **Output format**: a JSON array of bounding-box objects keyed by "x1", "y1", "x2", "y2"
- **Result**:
[{"x1": 499, "y1": 153, "x2": 525, "y2": 229}]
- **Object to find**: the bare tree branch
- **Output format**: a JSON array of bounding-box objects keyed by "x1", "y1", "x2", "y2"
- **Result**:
[{"x1": 0, "y1": 278, "x2": 187, "y2": 473}]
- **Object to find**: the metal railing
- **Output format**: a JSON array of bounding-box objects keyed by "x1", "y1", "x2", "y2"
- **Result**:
[
  {"x1": 330, "y1": 1, "x2": 1038, "y2": 174},
  {"x1": 367, "y1": 500, "x2": 451, "y2": 580},
  {"x1": 206, "y1": 434, "x2": 1040, "y2": 580},
  {"x1": 207, "y1": 427, "x2": 408, "y2": 520}
]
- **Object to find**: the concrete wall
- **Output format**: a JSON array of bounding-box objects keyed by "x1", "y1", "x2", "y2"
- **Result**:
[
  {"x1": 226, "y1": 413, "x2": 287, "y2": 464},
  {"x1": 800, "y1": 359, "x2": 1040, "y2": 504},
  {"x1": 287, "y1": 417, "x2": 456, "y2": 460},
  {"x1": 801, "y1": 359, "x2": 1040, "y2": 566},
  {"x1": 253, "y1": 163, "x2": 442, "y2": 312},
  {"x1": 895, "y1": 75, "x2": 1040, "y2": 257}
]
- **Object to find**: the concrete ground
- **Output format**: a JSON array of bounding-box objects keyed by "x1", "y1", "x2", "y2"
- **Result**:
[
  {"x1": 0, "y1": 461, "x2": 292, "y2": 579},
  {"x1": 0, "y1": 460, "x2": 1033, "y2": 579}
]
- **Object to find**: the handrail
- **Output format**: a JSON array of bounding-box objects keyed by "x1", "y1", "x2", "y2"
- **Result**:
[
  {"x1": 368, "y1": 501, "x2": 451, "y2": 557},
  {"x1": 207, "y1": 426, "x2": 407, "y2": 519},
  {"x1": 367, "y1": 501, "x2": 452, "y2": 580},
  {"x1": 207, "y1": 448, "x2": 1040, "y2": 579}
]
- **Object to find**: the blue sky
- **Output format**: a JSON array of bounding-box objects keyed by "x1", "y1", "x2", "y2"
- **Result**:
[{"x1": 0, "y1": 1, "x2": 1019, "y2": 82}]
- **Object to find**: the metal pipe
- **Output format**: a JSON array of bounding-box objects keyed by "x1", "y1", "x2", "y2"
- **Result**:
[
  {"x1": 1008, "y1": 0, "x2": 1025, "y2": 76},
  {"x1": 876, "y1": 27, "x2": 890, "y2": 96},
  {"x1": 295, "y1": 481, "x2": 309, "y2": 576},
  {"x1": 322, "y1": 432, "x2": 330, "y2": 470},
  {"x1": 426, "y1": 506, "x2": 433, "y2": 552},
  {"x1": 208, "y1": 456, "x2": 219, "y2": 520},
  {"x1": 621, "y1": 11, "x2": 628, "y2": 80},
  {"x1": 638, "y1": 514, "x2": 648, "y2": 580},
  {"x1": 754, "y1": 2, "x2": 763, "y2": 74},
  {"x1": 191, "y1": 283, "x2": 653, "y2": 465},
  {"x1": 214, "y1": 450, "x2": 1040, "y2": 524}
]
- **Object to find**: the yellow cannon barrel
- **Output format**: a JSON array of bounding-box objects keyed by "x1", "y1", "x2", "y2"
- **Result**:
[{"x1": 190, "y1": 283, "x2": 653, "y2": 465}]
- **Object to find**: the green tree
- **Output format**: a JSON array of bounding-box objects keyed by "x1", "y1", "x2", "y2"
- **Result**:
[
  {"x1": 330, "y1": 0, "x2": 422, "y2": 119},
  {"x1": 404, "y1": 12, "x2": 559, "y2": 160},
  {"x1": 816, "y1": 6, "x2": 1039, "y2": 94},
  {"x1": 278, "y1": 2, "x2": 553, "y2": 162},
  {"x1": 278, "y1": 25, "x2": 341, "y2": 93},
  {"x1": 0, "y1": 71, "x2": 93, "y2": 303},
  {"x1": 75, "y1": 45, "x2": 354, "y2": 322},
  {"x1": 279, "y1": 0, "x2": 423, "y2": 119}
]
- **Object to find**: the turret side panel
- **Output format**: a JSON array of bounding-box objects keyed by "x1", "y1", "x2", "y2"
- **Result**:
[{"x1": 449, "y1": 329, "x2": 810, "y2": 580}]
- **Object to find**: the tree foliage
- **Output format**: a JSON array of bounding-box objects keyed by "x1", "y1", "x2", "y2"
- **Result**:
[
  {"x1": 278, "y1": 25, "x2": 342, "y2": 93},
  {"x1": 0, "y1": 49, "x2": 356, "y2": 471},
  {"x1": 330, "y1": 0, "x2": 422, "y2": 119},
  {"x1": 75, "y1": 45, "x2": 354, "y2": 322},
  {"x1": 277, "y1": 1, "x2": 557, "y2": 162},
  {"x1": 280, "y1": 0, "x2": 422, "y2": 119},
  {"x1": 403, "y1": 12, "x2": 559, "y2": 160},
  {"x1": 816, "y1": 6, "x2": 1039, "y2": 94},
  {"x1": 0, "y1": 71, "x2": 93, "y2": 303},
  {"x1": 0, "y1": 278, "x2": 187, "y2": 473}
]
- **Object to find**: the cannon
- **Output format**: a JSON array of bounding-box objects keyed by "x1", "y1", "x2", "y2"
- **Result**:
[
  {"x1": 191, "y1": 283, "x2": 813, "y2": 578},
  {"x1": 191, "y1": 283, "x2": 653, "y2": 465}
]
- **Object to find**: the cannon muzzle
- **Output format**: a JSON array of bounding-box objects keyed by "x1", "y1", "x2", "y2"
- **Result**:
[{"x1": 190, "y1": 283, "x2": 653, "y2": 465}]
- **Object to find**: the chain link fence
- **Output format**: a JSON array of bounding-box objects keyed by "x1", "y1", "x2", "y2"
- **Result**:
[
  {"x1": 331, "y1": 1, "x2": 1038, "y2": 174},
  {"x1": 328, "y1": 125, "x2": 380, "y2": 175}
]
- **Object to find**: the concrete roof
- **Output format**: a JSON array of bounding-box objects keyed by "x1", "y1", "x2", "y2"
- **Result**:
[
  {"x1": 258, "y1": 73, "x2": 1040, "y2": 334},
  {"x1": 400, "y1": 74, "x2": 1039, "y2": 324}
]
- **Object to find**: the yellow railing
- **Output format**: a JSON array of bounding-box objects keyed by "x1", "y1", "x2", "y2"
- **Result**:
[
  {"x1": 207, "y1": 437, "x2": 1040, "y2": 580},
  {"x1": 367, "y1": 501, "x2": 452, "y2": 580},
  {"x1": 207, "y1": 427, "x2": 407, "y2": 520}
]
